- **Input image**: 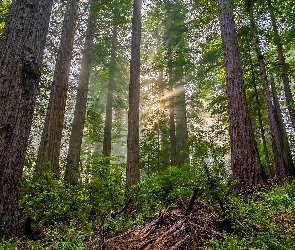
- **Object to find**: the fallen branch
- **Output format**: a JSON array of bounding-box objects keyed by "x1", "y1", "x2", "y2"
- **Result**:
[
  {"x1": 111, "y1": 198, "x2": 132, "y2": 218},
  {"x1": 186, "y1": 186, "x2": 200, "y2": 214}
]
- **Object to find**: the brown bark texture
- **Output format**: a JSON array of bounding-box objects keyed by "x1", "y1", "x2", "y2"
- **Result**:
[
  {"x1": 64, "y1": 1, "x2": 96, "y2": 185},
  {"x1": 270, "y1": 75, "x2": 295, "y2": 177},
  {"x1": 218, "y1": 0, "x2": 263, "y2": 188},
  {"x1": 126, "y1": 0, "x2": 142, "y2": 190},
  {"x1": 36, "y1": 0, "x2": 79, "y2": 178},
  {"x1": 248, "y1": 5, "x2": 286, "y2": 179},
  {"x1": 246, "y1": 40, "x2": 271, "y2": 177},
  {"x1": 168, "y1": 41, "x2": 177, "y2": 166},
  {"x1": 103, "y1": 25, "x2": 118, "y2": 158},
  {"x1": 0, "y1": 0, "x2": 53, "y2": 236},
  {"x1": 267, "y1": 0, "x2": 295, "y2": 131}
]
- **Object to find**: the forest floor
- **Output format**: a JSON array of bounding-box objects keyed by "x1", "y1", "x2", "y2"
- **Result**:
[{"x1": 92, "y1": 202, "x2": 225, "y2": 250}]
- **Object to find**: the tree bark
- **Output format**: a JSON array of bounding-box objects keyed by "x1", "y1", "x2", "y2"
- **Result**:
[
  {"x1": 103, "y1": 25, "x2": 118, "y2": 158},
  {"x1": 246, "y1": 40, "x2": 271, "y2": 177},
  {"x1": 267, "y1": 0, "x2": 295, "y2": 130},
  {"x1": 270, "y1": 75, "x2": 295, "y2": 177},
  {"x1": 0, "y1": 0, "x2": 53, "y2": 236},
  {"x1": 175, "y1": 83, "x2": 189, "y2": 166},
  {"x1": 36, "y1": 0, "x2": 79, "y2": 178},
  {"x1": 126, "y1": 0, "x2": 142, "y2": 190},
  {"x1": 168, "y1": 40, "x2": 177, "y2": 166},
  {"x1": 158, "y1": 69, "x2": 170, "y2": 168},
  {"x1": 218, "y1": 0, "x2": 263, "y2": 188},
  {"x1": 64, "y1": 0, "x2": 95, "y2": 185},
  {"x1": 248, "y1": 4, "x2": 286, "y2": 179}
]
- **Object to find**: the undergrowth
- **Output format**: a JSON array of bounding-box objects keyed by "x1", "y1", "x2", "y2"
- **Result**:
[
  {"x1": 1, "y1": 157, "x2": 295, "y2": 249},
  {"x1": 208, "y1": 180, "x2": 295, "y2": 249}
]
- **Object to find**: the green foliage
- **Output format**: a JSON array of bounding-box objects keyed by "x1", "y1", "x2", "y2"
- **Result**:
[
  {"x1": 140, "y1": 128, "x2": 170, "y2": 177},
  {"x1": 132, "y1": 160, "x2": 231, "y2": 217},
  {"x1": 0, "y1": 0, "x2": 10, "y2": 35},
  {"x1": 21, "y1": 171, "x2": 91, "y2": 226},
  {"x1": 134, "y1": 165, "x2": 193, "y2": 214},
  {"x1": 44, "y1": 221, "x2": 88, "y2": 250},
  {"x1": 209, "y1": 180, "x2": 295, "y2": 249},
  {"x1": 17, "y1": 156, "x2": 126, "y2": 248},
  {"x1": 85, "y1": 155, "x2": 125, "y2": 214},
  {"x1": 21, "y1": 156, "x2": 125, "y2": 222},
  {"x1": 0, "y1": 237, "x2": 21, "y2": 249}
]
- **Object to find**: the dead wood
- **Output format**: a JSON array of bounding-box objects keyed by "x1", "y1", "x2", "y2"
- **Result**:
[{"x1": 94, "y1": 202, "x2": 225, "y2": 250}]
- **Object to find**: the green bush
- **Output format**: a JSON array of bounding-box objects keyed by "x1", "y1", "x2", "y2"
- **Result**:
[
  {"x1": 208, "y1": 180, "x2": 295, "y2": 249},
  {"x1": 21, "y1": 171, "x2": 91, "y2": 226}
]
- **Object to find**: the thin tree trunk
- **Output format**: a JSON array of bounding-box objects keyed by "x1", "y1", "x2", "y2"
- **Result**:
[
  {"x1": 267, "y1": 0, "x2": 295, "y2": 130},
  {"x1": 64, "y1": 1, "x2": 95, "y2": 185},
  {"x1": 246, "y1": 40, "x2": 271, "y2": 177},
  {"x1": 0, "y1": 0, "x2": 53, "y2": 236},
  {"x1": 126, "y1": 0, "x2": 142, "y2": 190},
  {"x1": 270, "y1": 75, "x2": 295, "y2": 176},
  {"x1": 175, "y1": 83, "x2": 189, "y2": 166},
  {"x1": 103, "y1": 25, "x2": 118, "y2": 158},
  {"x1": 168, "y1": 40, "x2": 177, "y2": 166},
  {"x1": 36, "y1": 0, "x2": 79, "y2": 178},
  {"x1": 218, "y1": 0, "x2": 263, "y2": 188},
  {"x1": 248, "y1": 4, "x2": 286, "y2": 179},
  {"x1": 158, "y1": 69, "x2": 170, "y2": 168}
]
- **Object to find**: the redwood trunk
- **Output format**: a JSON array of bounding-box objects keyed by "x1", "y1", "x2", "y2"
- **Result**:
[
  {"x1": 246, "y1": 42, "x2": 271, "y2": 177},
  {"x1": 248, "y1": 4, "x2": 286, "y2": 179},
  {"x1": 64, "y1": 1, "x2": 95, "y2": 185},
  {"x1": 158, "y1": 70, "x2": 170, "y2": 168},
  {"x1": 36, "y1": 0, "x2": 79, "y2": 177},
  {"x1": 267, "y1": 0, "x2": 295, "y2": 130},
  {"x1": 126, "y1": 0, "x2": 142, "y2": 190},
  {"x1": 175, "y1": 83, "x2": 189, "y2": 166},
  {"x1": 168, "y1": 41, "x2": 177, "y2": 166},
  {"x1": 103, "y1": 25, "x2": 118, "y2": 158},
  {"x1": 218, "y1": 0, "x2": 263, "y2": 188},
  {"x1": 0, "y1": 0, "x2": 53, "y2": 236},
  {"x1": 270, "y1": 75, "x2": 295, "y2": 176}
]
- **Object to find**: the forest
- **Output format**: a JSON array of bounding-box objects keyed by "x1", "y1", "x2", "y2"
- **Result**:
[{"x1": 0, "y1": 0, "x2": 295, "y2": 249}]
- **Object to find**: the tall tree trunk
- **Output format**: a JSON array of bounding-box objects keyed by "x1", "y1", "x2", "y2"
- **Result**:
[
  {"x1": 103, "y1": 25, "x2": 118, "y2": 158},
  {"x1": 168, "y1": 40, "x2": 177, "y2": 166},
  {"x1": 218, "y1": 0, "x2": 263, "y2": 188},
  {"x1": 158, "y1": 69, "x2": 170, "y2": 168},
  {"x1": 270, "y1": 75, "x2": 295, "y2": 176},
  {"x1": 0, "y1": 0, "x2": 53, "y2": 236},
  {"x1": 64, "y1": 1, "x2": 95, "y2": 185},
  {"x1": 36, "y1": 0, "x2": 79, "y2": 178},
  {"x1": 175, "y1": 83, "x2": 189, "y2": 166},
  {"x1": 246, "y1": 40, "x2": 271, "y2": 177},
  {"x1": 248, "y1": 4, "x2": 286, "y2": 179},
  {"x1": 126, "y1": 0, "x2": 142, "y2": 190},
  {"x1": 267, "y1": 0, "x2": 295, "y2": 130}
]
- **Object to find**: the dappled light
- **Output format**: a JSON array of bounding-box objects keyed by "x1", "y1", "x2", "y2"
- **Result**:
[{"x1": 0, "y1": 0, "x2": 295, "y2": 248}]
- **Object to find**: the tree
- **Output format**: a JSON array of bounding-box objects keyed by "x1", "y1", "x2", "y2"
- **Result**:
[
  {"x1": 126, "y1": 0, "x2": 142, "y2": 189},
  {"x1": 64, "y1": 0, "x2": 96, "y2": 185},
  {"x1": 36, "y1": 0, "x2": 80, "y2": 177},
  {"x1": 245, "y1": 39, "x2": 271, "y2": 176},
  {"x1": 218, "y1": 0, "x2": 263, "y2": 188},
  {"x1": 168, "y1": 39, "x2": 177, "y2": 166},
  {"x1": 247, "y1": 0, "x2": 287, "y2": 179},
  {"x1": 103, "y1": 25, "x2": 118, "y2": 158},
  {"x1": 0, "y1": 0, "x2": 53, "y2": 236},
  {"x1": 175, "y1": 83, "x2": 189, "y2": 165},
  {"x1": 267, "y1": 0, "x2": 295, "y2": 131},
  {"x1": 270, "y1": 75, "x2": 294, "y2": 177}
]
